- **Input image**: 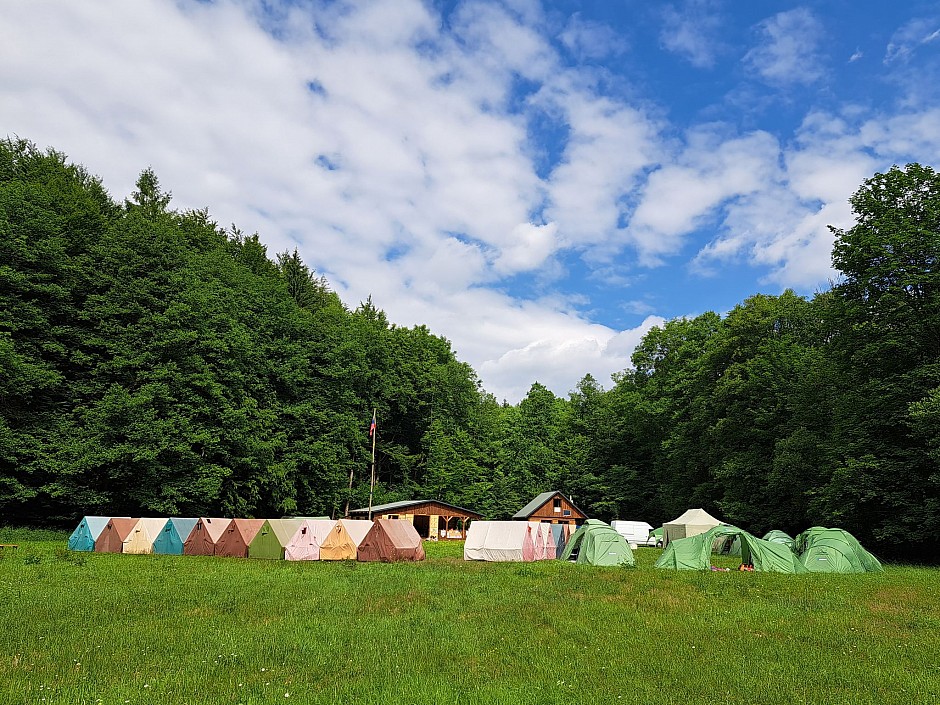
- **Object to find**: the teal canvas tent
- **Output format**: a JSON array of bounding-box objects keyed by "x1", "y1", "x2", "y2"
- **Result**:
[
  {"x1": 68, "y1": 516, "x2": 111, "y2": 552},
  {"x1": 152, "y1": 518, "x2": 199, "y2": 555},
  {"x1": 560, "y1": 519, "x2": 635, "y2": 567},
  {"x1": 794, "y1": 527, "x2": 883, "y2": 573},
  {"x1": 655, "y1": 525, "x2": 807, "y2": 573}
]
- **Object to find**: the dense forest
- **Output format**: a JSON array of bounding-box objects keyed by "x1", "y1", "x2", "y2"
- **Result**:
[{"x1": 2, "y1": 138, "x2": 938, "y2": 559}]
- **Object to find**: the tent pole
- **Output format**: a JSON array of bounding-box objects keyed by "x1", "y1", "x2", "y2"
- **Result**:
[{"x1": 368, "y1": 408, "x2": 377, "y2": 520}]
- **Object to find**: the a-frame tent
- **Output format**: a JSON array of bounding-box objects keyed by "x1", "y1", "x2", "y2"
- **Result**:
[
  {"x1": 357, "y1": 519, "x2": 426, "y2": 562},
  {"x1": 182, "y1": 517, "x2": 229, "y2": 556},
  {"x1": 249, "y1": 519, "x2": 304, "y2": 560},
  {"x1": 68, "y1": 516, "x2": 112, "y2": 552},
  {"x1": 95, "y1": 518, "x2": 140, "y2": 553},
  {"x1": 124, "y1": 518, "x2": 170, "y2": 554},
  {"x1": 215, "y1": 519, "x2": 265, "y2": 558},
  {"x1": 285, "y1": 519, "x2": 336, "y2": 561},
  {"x1": 319, "y1": 519, "x2": 372, "y2": 560},
  {"x1": 560, "y1": 519, "x2": 636, "y2": 567},
  {"x1": 152, "y1": 518, "x2": 199, "y2": 555},
  {"x1": 463, "y1": 521, "x2": 536, "y2": 561}
]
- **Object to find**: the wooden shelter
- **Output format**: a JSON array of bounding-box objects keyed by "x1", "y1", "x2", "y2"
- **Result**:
[
  {"x1": 512, "y1": 491, "x2": 586, "y2": 526},
  {"x1": 348, "y1": 500, "x2": 482, "y2": 540}
]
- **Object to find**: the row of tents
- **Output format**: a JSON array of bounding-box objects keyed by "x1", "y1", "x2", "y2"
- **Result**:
[
  {"x1": 67, "y1": 516, "x2": 426, "y2": 562},
  {"x1": 464, "y1": 520, "x2": 637, "y2": 567}
]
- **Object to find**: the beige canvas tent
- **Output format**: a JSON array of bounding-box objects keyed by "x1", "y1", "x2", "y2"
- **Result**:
[
  {"x1": 662, "y1": 508, "x2": 723, "y2": 547},
  {"x1": 124, "y1": 518, "x2": 169, "y2": 554},
  {"x1": 319, "y1": 519, "x2": 372, "y2": 560}
]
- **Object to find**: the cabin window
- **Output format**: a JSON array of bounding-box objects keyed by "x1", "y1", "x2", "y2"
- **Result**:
[{"x1": 553, "y1": 499, "x2": 561, "y2": 512}]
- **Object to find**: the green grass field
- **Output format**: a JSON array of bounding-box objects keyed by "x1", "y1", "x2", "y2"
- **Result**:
[{"x1": 2, "y1": 529, "x2": 939, "y2": 705}]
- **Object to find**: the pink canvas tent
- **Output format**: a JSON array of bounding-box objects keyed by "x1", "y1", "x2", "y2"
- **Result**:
[{"x1": 285, "y1": 519, "x2": 336, "y2": 561}]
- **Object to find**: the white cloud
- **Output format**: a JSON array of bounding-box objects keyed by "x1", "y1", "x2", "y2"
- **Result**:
[
  {"x1": 744, "y1": 8, "x2": 825, "y2": 86},
  {"x1": 560, "y1": 13, "x2": 628, "y2": 61},
  {"x1": 885, "y1": 17, "x2": 940, "y2": 64},
  {"x1": 659, "y1": 0, "x2": 725, "y2": 69}
]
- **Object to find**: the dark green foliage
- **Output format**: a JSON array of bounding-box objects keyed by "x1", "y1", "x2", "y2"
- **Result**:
[{"x1": 2, "y1": 139, "x2": 939, "y2": 560}]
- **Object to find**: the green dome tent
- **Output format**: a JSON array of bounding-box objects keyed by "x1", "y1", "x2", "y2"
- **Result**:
[
  {"x1": 794, "y1": 527, "x2": 883, "y2": 573},
  {"x1": 560, "y1": 519, "x2": 635, "y2": 567},
  {"x1": 655, "y1": 525, "x2": 807, "y2": 573},
  {"x1": 761, "y1": 530, "x2": 796, "y2": 552}
]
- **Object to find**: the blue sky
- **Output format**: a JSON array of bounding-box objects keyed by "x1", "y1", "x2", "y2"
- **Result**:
[{"x1": 3, "y1": 0, "x2": 940, "y2": 401}]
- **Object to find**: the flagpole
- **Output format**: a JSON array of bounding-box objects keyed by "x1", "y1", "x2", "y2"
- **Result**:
[{"x1": 368, "y1": 408, "x2": 377, "y2": 520}]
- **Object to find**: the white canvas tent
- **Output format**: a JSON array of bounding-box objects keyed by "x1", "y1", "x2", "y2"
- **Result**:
[
  {"x1": 464, "y1": 520, "x2": 536, "y2": 561},
  {"x1": 662, "y1": 508, "x2": 723, "y2": 547},
  {"x1": 611, "y1": 520, "x2": 655, "y2": 546},
  {"x1": 285, "y1": 519, "x2": 336, "y2": 561}
]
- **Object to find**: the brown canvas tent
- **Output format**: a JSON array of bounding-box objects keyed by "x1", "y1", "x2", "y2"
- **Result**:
[
  {"x1": 214, "y1": 519, "x2": 265, "y2": 558},
  {"x1": 357, "y1": 519, "x2": 426, "y2": 562},
  {"x1": 94, "y1": 518, "x2": 140, "y2": 553},
  {"x1": 183, "y1": 517, "x2": 229, "y2": 556},
  {"x1": 319, "y1": 519, "x2": 372, "y2": 560}
]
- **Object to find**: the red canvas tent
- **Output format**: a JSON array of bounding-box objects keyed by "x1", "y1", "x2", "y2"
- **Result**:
[
  {"x1": 183, "y1": 517, "x2": 229, "y2": 556},
  {"x1": 356, "y1": 519, "x2": 426, "y2": 562},
  {"x1": 214, "y1": 519, "x2": 265, "y2": 558}
]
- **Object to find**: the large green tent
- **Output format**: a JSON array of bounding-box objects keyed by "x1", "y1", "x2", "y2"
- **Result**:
[
  {"x1": 762, "y1": 530, "x2": 796, "y2": 551},
  {"x1": 794, "y1": 527, "x2": 883, "y2": 573},
  {"x1": 560, "y1": 519, "x2": 635, "y2": 567},
  {"x1": 655, "y1": 525, "x2": 807, "y2": 573}
]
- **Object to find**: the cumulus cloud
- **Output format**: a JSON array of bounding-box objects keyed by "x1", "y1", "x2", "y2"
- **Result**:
[
  {"x1": 560, "y1": 13, "x2": 628, "y2": 61},
  {"x1": 744, "y1": 8, "x2": 825, "y2": 86}
]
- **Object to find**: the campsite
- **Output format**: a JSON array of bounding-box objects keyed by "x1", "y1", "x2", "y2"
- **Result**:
[{"x1": 3, "y1": 527, "x2": 939, "y2": 705}]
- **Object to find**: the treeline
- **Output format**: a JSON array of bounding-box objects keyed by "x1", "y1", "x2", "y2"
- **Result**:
[{"x1": 1, "y1": 139, "x2": 938, "y2": 559}]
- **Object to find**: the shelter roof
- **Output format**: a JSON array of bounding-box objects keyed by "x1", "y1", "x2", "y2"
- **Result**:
[
  {"x1": 512, "y1": 491, "x2": 585, "y2": 519},
  {"x1": 349, "y1": 499, "x2": 482, "y2": 518}
]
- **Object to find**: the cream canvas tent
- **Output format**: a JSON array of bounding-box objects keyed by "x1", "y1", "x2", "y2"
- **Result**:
[
  {"x1": 662, "y1": 508, "x2": 723, "y2": 547},
  {"x1": 285, "y1": 519, "x2": 336, "y2": 561},
  {"x1": 319, "y1": 519, "x2": 372, "y2": 560},
  {"x1": 463, "y1": 521, "x2": 536, "y2": 561},
  {"x1": 124, "y1": 518, "x2": 170, "y2": 554}
]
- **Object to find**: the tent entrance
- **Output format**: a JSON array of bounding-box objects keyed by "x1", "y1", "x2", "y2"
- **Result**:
[{"x1": 413, "y1": 515, "x2": 430, "y2": 539}]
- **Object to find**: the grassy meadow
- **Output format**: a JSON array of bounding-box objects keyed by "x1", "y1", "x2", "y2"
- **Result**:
[{"x1": 1, "y1": 529, "x2": 939, "y2": 705}]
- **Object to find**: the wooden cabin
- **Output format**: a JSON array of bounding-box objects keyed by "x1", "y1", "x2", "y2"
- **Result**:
[
  {"x1": 512, "y1": 491, "x2": 586, "y2": 526},
  {"x1": 348, "y1": 500, "x2": 482, "y2": 540}
]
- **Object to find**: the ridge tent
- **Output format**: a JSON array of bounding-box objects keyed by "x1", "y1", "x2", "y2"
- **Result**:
[
  {"x1": 560, "y1": 519, "x2": 636, "y2": 567},
  {"x1": 463, "y1": 521, "x2": 536, "y2": 561},
  {"x1": 124, "y1": 518, "x2": 170, "y2": 554},
  {"x1": 532, "y1": 522, "x2": 546, "y2": 560},
  {"x1": 215, "y1": 519, "x2": 265, "y2": 558},
  {"x1": 654, "y1": 525, "x2": 807, "y2": 573},
  {"x1": 152, "y1": 518, "x2": 198, "y2": 555},
  {"x1": 319, "y1": 519, "x2": 372, "y2": 560},
  {"x1": 68, "y1": 516, "x2": 114, "y2": 552},
  {"x1": 541, "y1": 523, "x2": 557, "y2": 560},
  {"x1": 550, "y1": 524, "x2": 566, "y2": 558},
  {"x1": 662, "y1": 508, "x2": 723, "y2": 547},
  {"x1": 183, "y1": 517, "x2": 229, "y2": 556},
  {"x1": 249, "y1": 519, "x2": 304, "y2": 560},
  {"x1": 762, "y1": 530, "x2": 796, "y2": 552},
  {"x1": 794, "y1": 527, "x2": 883, "y2": 573},
  {"x1": 357, "y1": 519, "x2": 426, "y2": 562},
  {"x1": 285, "y1": 519, "x2": 336, "y2": 561},
  {"x1": 95, "y1": 518, "x2": 140, "y2": 553}
]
